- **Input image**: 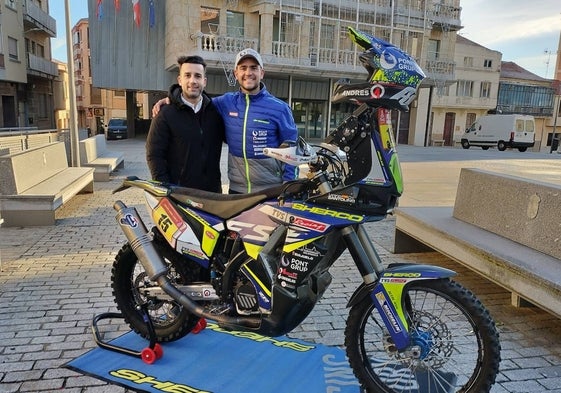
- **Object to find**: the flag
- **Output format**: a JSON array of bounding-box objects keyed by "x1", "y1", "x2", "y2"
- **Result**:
[
  {"x1": 149, "y1": 0, "x2": 155, "y2": 28},
  {"x1": 96, "y1": 0, "x2": 103, "y2": 20},
  {"x1": 132, "y1": 0, "x2": 140, "y2": 27},
  {"x1": 114, "y1": 0, "x2": 120, "y2": 12}
]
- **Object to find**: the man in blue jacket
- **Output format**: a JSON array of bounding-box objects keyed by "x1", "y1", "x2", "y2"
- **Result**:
[{"x1": 153, "y1": 49, "x2": 298, "y2": 194}]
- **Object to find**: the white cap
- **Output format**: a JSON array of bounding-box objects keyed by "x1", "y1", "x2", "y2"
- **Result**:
[{"x1": 234, "y1": 48, "x2": 264, "y2": 68}]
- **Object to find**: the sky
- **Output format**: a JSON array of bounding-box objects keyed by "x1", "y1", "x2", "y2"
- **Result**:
[
  {"x1": 51, "y1": 0, "x2": 560, "y2": 80},
  {"x1": 459, "y1": 0, "x2": 560, "y2": 80}
]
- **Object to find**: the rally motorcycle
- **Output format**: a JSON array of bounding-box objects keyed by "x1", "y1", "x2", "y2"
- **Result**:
[{"x1": 110, "y1": 27, "x2": 500, "y2": 392}]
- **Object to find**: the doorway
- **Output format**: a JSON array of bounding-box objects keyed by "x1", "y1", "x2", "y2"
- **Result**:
[
  {"x1": 292, "y1": 100, "x2": 325, "y2": 140},
  {"x1": 2, "y1": 95, "x2": 17, "y2": 127},
  {"x1": 443, "y1": 112, "x2": 455, "y2": 146}
]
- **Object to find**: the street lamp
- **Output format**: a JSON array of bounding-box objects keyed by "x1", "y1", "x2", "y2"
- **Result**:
[{"x1": 64, "y1": 0, "x2": 80, "y2": 167}]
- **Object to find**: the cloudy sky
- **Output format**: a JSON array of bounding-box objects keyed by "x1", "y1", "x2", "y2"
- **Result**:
[{"x1": 460, "y1": 0, "x2": 560, "y2": 79}]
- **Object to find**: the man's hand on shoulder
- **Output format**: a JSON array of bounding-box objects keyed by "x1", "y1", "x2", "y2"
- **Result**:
[{"x1": 152, "y1": 97, "x2": 171, "y2": 117}]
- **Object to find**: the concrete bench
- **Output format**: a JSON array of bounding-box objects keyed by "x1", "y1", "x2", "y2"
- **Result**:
[
  {"x1": 79, "y1": 135, "x2": 124, "y2": 181},
  {"x1": 0, "y1": 142, "x2": 94, "y2": 227},
  {"x1": 394, "y1": 168, "x2": 561, "y2": 318}
]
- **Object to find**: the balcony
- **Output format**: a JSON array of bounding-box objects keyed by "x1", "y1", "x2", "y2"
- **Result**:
[
  {"x1": 23, "y1": 0, "x2": 56, "y2": 37},
  {"x1": 423, "y1": 58, "x2": 456, "y2": 86},
  {"x1": 194, "y1": 33, "x2": 365, "y2": 78},
  {"x1": 27, "y1": 54, "x2": 58, "y2": 78},
  {"x1": 426, "y1": 3, "x2": 462, "y2": 32}
]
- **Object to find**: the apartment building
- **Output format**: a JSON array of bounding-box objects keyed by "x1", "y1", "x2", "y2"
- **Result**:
[
  {"x1": 0, "y1": 0, "x2": 57, "y2": 129},
  {"x1": 87, "y1": 0, "x2": 462, "y2": 142},
  {"x1": 53, "y1": 59, "x2": 69, "y2": 129},
  {"x1": 428, "y1": 35, "x2": 502, "y2": 146},
  {"x1": 72, "y1": 18, "x2": 152, "y2": 135}
]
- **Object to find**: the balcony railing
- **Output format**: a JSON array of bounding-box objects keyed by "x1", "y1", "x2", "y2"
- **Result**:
[
  {"x1": 426, "y1": 3, "x2": 462, "y2": 31},
  {"x1": 23, "y1": 0, "x2": 56, "y2": 37},
  {"x1": 199, "y1": 34, "x2": 258, "y2": 54},
  {"x1": 196, "y1": 33, "x2": 362, "y2": 74},
  {"x1": 423, "y1": 58, "x2": 456, "y2": 85},
  {"x1": 27, "y1": 54, "x2": 58, "y2": 78}
]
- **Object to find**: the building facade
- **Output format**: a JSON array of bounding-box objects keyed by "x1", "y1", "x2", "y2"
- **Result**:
[
  {"x1": 87, "y1": 0, "x2": 462, "y2": 141},
  {"x1": 427, "y1": 35, "x2": 502, "y2": 146},
  {"x1": 85, "y1": 0, "x2": 559, "y2": 149},
  {"x1": 53, "y1": 59, "x2": 69, "y2": 129},
  {"x1": 72, "y1": 18, "x2": 150, "y2": 135},
  {"x1": 0, "y1": 0, "x2": 57, "y2": 129}
]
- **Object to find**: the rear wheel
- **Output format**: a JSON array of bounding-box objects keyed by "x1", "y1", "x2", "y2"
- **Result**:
[
  {"x1": 497, "y1": 141, "x2": 507, "y2": 151},
  {"x1": 345, "y1": 279, "x2": 501, "y2": 392},
  {"x1": 111, "y1": 237, "x2": 203, "y2": 342},
  {"x1": 518, "y1": 147, "x2": 528, "y2": 152},
  {"x1": 482, "y1": 146, "x2": 490, "y2": 150}
]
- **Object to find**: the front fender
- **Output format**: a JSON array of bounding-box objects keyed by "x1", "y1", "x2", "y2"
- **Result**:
[{"x1": 347, "y1": 263, "x2": 456, "y2": 308}]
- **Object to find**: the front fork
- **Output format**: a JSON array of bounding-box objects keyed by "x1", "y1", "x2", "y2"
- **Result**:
[{"x1": 343, "y1": 225, "x2": 456, "y2": 350}]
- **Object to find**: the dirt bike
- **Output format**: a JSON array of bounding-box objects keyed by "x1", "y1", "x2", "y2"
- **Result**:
[{"x1": 109, "y1": 27, "x2": 501, "y2": 392}]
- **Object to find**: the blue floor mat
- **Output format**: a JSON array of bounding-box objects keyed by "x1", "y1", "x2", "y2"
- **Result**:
[{"x1": 65, "y1": 321, "x2": 362, "y2": 393}]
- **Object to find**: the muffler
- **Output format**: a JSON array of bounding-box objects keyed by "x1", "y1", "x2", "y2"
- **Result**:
[{"x1": 114, "y1": 201, "x2": 168, "y2": 280}]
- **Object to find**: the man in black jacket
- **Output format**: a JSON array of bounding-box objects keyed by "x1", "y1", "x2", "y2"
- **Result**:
[{"x1": 146, "y1": 55, "x2": 225, "y2": 192}]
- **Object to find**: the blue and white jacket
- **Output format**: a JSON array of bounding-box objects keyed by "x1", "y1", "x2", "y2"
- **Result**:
[{"x1": 213, "y1": 83, "x2": 298, "y2": 193}]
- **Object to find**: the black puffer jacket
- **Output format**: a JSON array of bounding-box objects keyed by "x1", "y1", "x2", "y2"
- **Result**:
[{"x1": 146, "y1": 86, "x2": 225, "y2": 192}]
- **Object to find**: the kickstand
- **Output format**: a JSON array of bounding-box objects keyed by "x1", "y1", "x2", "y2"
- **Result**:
[{"x1": 91, "y1": 304, "x2": 163, "y2": 364}]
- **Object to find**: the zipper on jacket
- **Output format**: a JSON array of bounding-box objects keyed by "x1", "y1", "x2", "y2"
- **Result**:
[{"x1": 243, "y1": 94, "x2": 251, "y2": 193}]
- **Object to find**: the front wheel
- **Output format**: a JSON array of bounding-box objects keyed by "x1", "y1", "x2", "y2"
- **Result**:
[
  {"x1": 345, "y1": 279, "x2": 501, "y2": 393},
  {"x1": 461, "y1": 140, "x2": 470, "y2": 149}
]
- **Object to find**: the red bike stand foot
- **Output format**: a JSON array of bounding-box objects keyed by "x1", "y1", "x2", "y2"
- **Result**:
[
  {"x1": 91, "y1": 307, "x2": 164, "y2": 364},
  {"x1": 191, "y1": 318, "x2": 207, "y2": 334}
]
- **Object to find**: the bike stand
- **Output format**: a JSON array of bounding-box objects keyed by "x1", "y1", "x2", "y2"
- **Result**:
[
  {"x1": 91, "y1": 305, "x2": 207, "y2": 365},
  {"x1": 91, "y1": 305, "x2": 163, "y2": 364}
]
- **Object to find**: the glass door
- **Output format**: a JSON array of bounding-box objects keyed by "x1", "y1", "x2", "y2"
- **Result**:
[{"x1": 292, "y1": 100, "x2": 325, "y2": 140}]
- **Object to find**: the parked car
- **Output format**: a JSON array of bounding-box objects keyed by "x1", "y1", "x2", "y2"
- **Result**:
[{"x1": 106, "y1": 118, "x2": 128, "y2": 140}]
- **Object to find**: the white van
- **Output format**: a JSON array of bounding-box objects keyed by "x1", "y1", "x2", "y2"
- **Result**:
[{"x1": 460, "y1": 114, "x2": 535, "y2": 152}]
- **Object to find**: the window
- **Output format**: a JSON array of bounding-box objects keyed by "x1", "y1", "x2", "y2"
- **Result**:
[
  {"x1": 484, "y1": 59, "x2": 493, "y2": 68},
  {"x1": 436, "y1": 83, "x2": 449, "y2": 97},
  {"x1": 226, "y1": 11, "x2": 244, "y2": 38},
  {"x1": 480, "y1": 81, "x2": 491, "y2": 98},
  {"x1": 465, "y1": 113, "x2": 476, "y2": 129},
  {"x1": 73, "y1": 30, "x2": 81, "y2": 45},
  {"x1": 201, "y1": 7, "x2": 219, "y2": 34},
  {"x1": 8, "y1": 36, "x2": 18, "y2": 60},
  {"x1": 463, "y1": 57, "x2": 473, "y2": 67},
  {"x1": 114, "y1": 90, "x2": 125, "y2": 97},
  {"x1": 320, "y1": 23, "x2": 335, "y2": 49},
  {"x1": 427, "y1": 39, "x2": 440, "y2": 60},
  {"x1": 456, "y1": 80, "x2": 473, "y2": 97}
]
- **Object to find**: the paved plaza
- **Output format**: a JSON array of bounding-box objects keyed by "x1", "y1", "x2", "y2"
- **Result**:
[{"x1": 1, "y1": 137, "x2": 561, "y2": 392}]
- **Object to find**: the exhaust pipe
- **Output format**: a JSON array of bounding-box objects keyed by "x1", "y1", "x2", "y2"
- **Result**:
[
  {"x1": 114, "y1": 201, "x2": 260, "y2": 329},
  {"x1": 114, "y1": 201, "x2": 168, "y2": 280}
]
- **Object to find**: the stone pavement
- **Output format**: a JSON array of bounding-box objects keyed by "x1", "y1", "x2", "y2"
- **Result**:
[{"x1": 1, "y1": 137, "x2": 561, "y2": 392}]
